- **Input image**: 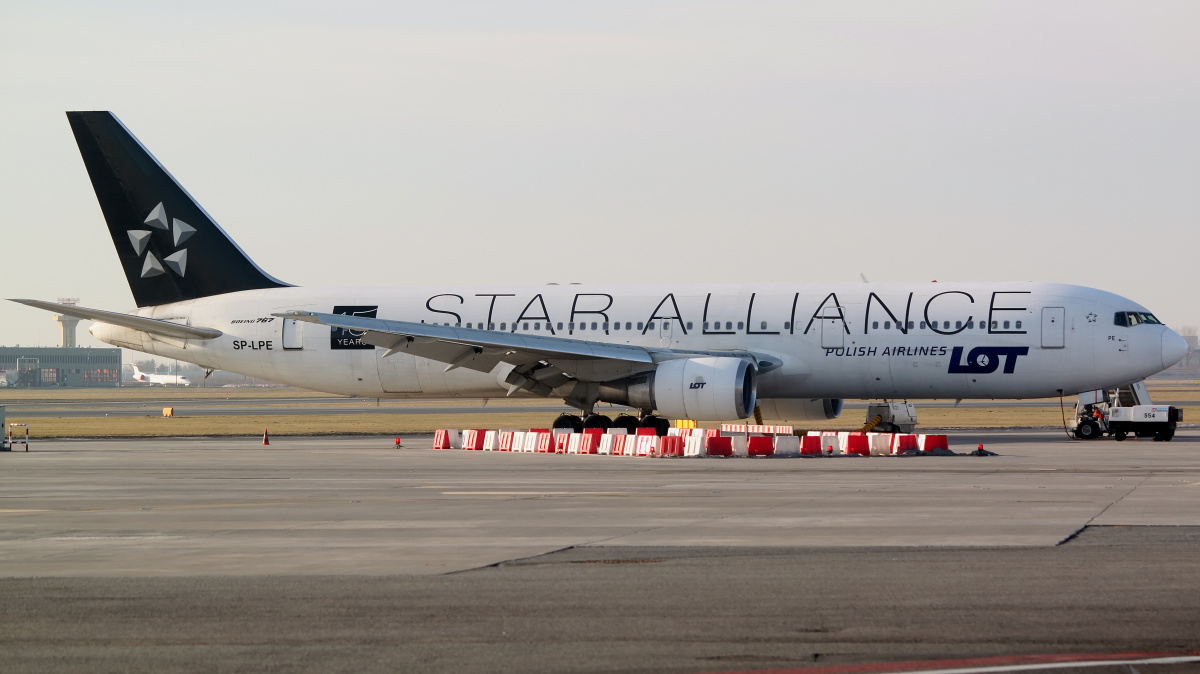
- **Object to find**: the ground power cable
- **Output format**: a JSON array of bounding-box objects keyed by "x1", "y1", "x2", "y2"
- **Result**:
[{"x1": 1058, "y1": 389, "x2": 1079, "y2": 441}]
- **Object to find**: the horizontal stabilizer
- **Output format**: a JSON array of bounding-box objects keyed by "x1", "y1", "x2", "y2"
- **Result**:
[{"x1": 9, "y1": 299, "x2": 223, "y2": 340}]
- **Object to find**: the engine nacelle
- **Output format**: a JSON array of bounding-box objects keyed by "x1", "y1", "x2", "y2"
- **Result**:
[
  {"x1": 597, "y1": 357, "x2": 756, "y2": 420},
  {"x1": 755, "y1": 398, "x2": 843, "y2": 422}
]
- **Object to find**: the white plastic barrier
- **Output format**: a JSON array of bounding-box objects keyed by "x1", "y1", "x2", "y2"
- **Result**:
[
  {"x1": 820, "y1": 435, "x2": 840, "y2": 456},
  {"x1": 482, "y1": 430, "x2": 499, "y2": 451},
  {"x1": 773, "y1": 435, "x2": 801, "y2": 457},
  {"x1": 598, "y1": 435, "x2": 615, "y2": 455},
  {"x1": 553, "y1": 428, "x2": 572, "y2": 449},
  {"x1": 523, "y1": 432, "x2": 543, "y2": 453},
  {"x1": 837, "y1": 432, "x2": 852, "y2": 453},
  {"x1": 730, "y1": 435, "x2": 749, "y2": 457},
  {"x1": 667, "y1": 427, "x2": 683, "y2": 437},
  {"x1": 684, "y1": 435, "x2": 705, "y2": 457},
  {"x1": 633, "y1": 435, "x2": 659, "y2": 456},
  {"x1": 606, "y1": 428, "x2": 628, "y2": 435},
  {"x1": 509, "y1": 431, "x2": 525, "y2": 452},
  {"x1": 567, "y1": 433, "x2": 583, "y2": 454},
  {"x1": 866, "y1": 433, "x2": 892, "y2": 456}
]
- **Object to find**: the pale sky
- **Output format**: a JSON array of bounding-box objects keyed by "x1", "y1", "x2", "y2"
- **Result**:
[{"x1": 2, "y1": 1, "x2": 1198, "y2": 350}]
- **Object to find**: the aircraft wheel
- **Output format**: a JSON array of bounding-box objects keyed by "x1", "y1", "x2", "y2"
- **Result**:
[
  {"x1": 552, "y1": 414, "x2": 583, "y2": 432},
  {"x1": 1075, "y1": 420, "x2": 1100, "y2": 440},
  {"x1": 1163, "y1": 428, "x2": 1175, "y2": 441},
  {"x1": 583, "y1": 414, "x2": 612, "y2": 430},
  {"x1": 1114, "y1": 431, "x2": 1127, "y2": 442},
  {"x1": 639, "y1": 415, "x2": 670, "y2": 436},
  {"x1": 612, "y1": 414, "x2": 640, "y2": 434}
]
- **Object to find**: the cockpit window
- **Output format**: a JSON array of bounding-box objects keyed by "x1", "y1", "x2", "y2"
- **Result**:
[{"x1": 1115, "y1": 311, "x2": 1162, "y2": 327}]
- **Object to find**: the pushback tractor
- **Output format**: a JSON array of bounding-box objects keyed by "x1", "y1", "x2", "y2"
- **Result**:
[{"x1": 1074, "y1": 381, "x2": 1181, "y2": 441}]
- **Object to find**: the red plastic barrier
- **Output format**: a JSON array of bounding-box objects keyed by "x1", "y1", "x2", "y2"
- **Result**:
[
  {"x1": 462, "y1": 429, "x2": 486, "y2": 451},
  {"x1": 635, "y1": 427, "x2": 657, "y2": 436},
  {"x1": 705, "y1": 436, "x2": 733, "y2": 457},
  {"x1": 747, "y1": 435, "x2": 775, "y2": 457},
  {"x1": 891, "y1": 434, "x2": 919, "y2": 454},
  {"x1": 844, "y1": 434, "x2": 870, "y2": 456},
  {"x1": 433, "y1": 429, "x2": 452, "y2": 450},
  {"x1": 533, "y1": 431, "x2": 553, "y2": 453},
  {"x1": 612, "y1": 435, "x2": 627, "y2": 456},
  {"x1": 800, "y1": 435, "x2": 822, "y2": 456},
  {"x1": 498, "y1": 431, "x2": 515, "y2": 451},
  {"x1": 579, "y1": 432, "x2": 601, "y2": 455},
  {"x1": 555, "y1": 433, "x2": 571, "y2": 453},
  {"x1": 921, "y1": 434, "x2": 950, "y2": 452},
  {"x1": 660, "y1": 436, "x2": 684, "y2": 457}
]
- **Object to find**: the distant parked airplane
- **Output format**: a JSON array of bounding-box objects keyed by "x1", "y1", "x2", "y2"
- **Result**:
[{"x1": 130, "y1": 365, "x2": 191, "y2": 387}]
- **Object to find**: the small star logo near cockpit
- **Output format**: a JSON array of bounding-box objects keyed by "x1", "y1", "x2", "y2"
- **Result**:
[
  {"x1": 128, "y1": 202, "x2": 194, "y2": 279},
  {"x1": 1086, "y1": 312, "x2": 1097, "y2": 323}
]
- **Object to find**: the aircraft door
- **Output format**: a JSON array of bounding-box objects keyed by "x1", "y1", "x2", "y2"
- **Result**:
[
  {"x1": 658, "y1": 319, "x2": 674, "y2": 347},
  {"x1": 377, "y1": 351, "x2": 422, "y2": 393},
  {"x1": 281, "y1": 318, "x2": 303, "y2": 350},
  {"x1": 1041, "y1": 307, "x2": 1065, "y2": 348},
  {"x1": 821, "y1": 317, "x2": 844, "y2": 349}
]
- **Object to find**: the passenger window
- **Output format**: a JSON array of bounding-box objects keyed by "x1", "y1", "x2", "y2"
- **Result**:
[
  {"x1": 523, "y1": 323, "x2": 529, "y2": 330},
  {"x1": 872, "y1": 321, "x2": 879, "y2": 329},
  {"x1": 614, "y1": 322, "x2": 621, "y2": 331},
  {"x1": 1015, "y1": 321, "x2": 1022, "y2": 329},
  {"x1": 966, "y1": 321, "x2": 973, "y2": 329},
  {"x1": 500, "y1": 323, "x2": 506, "y2": 331},
  {"x1": 943, "y1": 321, "x2": 950, "y2": 330},
  {"x1": 637, "y1": 322, "x2": 643, "y2": 330},
  {"x1": 783, "y1": 322, "x2": 790, "y2": 330},
  {"x1": 686, "y1": 322, "x2": 693, "y2": 330},
  {"x1": 991, "y1": 321, "x2": 998, "y2": 329},
  {"x1": 907, "y1": 321, "x2": 914, "y2": 329},
  {"x1": 1003, "y1": 321, "x2": 1010, "y2": 329},
  {"x1": 603, "y1": 322, "x2": 609, "y2": 330},
  {"x1": 534, "y1": 323, "x2": 540, "y2": 330},
  {"x1": 703, "y1": 322, "x2": 709, "y2": 330},
  {"x1": 466, "y1": 323, "x2": 472, "y2": 329},
  {"x1": 488, "y1": 323, "x2": 495, "y2": 330},
  {"x1": 626, "y1": 322, "x2": 632, "y2": 330},
  {"x1": 920, "y1": 321, "x2": 926, "y2": 329},
  {"x1": 647, "y1": 322, "x2": 655, "y2": 330},
  {"x1": 737, "y1": 322, "x2": 744, "y2": 330},
  {"x1": 569, "y1": 322, "x2": 575, "y2": 330},
  {"x1": 884, "y1": 322, "x2": 891, "y2": 330},
  {"x1": 591, "y1": 322, "x2": 598, "y2": 330},
  {"x1": 557, "y1": 322, "x2": 563, "y2": 330},
  {"x1": 455, "y1": 322, "x2": 461, "y2": 327},
  {"x1": 955, "y1": 321, "x2": 962, "y2": 329},
  {"x1": 760, "y1": 321, "x2": 767, "y2": 330},
  {"x1": 726, "y1": 322, "x2": 732, "y2": 330}
]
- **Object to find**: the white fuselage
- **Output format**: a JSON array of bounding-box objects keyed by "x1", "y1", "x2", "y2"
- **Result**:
[{"x1": 92, "y1": 282, "x2": 1177, "y2": 401}]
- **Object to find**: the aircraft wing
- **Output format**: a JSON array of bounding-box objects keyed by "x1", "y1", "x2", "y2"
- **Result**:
[
  {"x1": 275, "y1": 311, "x2": 779, "y2": 392},
  {"x1": 10, "y1": 299, "x2": 223, "y2": 340}
]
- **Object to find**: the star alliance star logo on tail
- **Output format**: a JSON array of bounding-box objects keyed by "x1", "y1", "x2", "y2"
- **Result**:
[{"x1": 127, "y1": 202, "x2": 195, "y2": 279}]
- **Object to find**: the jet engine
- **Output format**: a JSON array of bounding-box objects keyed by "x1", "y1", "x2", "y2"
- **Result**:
[
  {"x1": 755, "y1": 398, "x2": 843, "y2": 422},
  {"x1": 597, "y1": 357, "x2": 756, "y2": 420}
]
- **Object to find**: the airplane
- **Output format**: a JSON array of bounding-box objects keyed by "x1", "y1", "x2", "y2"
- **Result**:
[
  {"x1": 129, "y1": 365, "x2": 191, "y2": 387},
  {"x1": 9, "y1": 112, "x2": 1190, "y2": 437}
]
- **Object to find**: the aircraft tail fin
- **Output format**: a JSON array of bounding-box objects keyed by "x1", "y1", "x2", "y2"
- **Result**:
[{"x1": 66, "y1": 111, "x2": 290, "y2": 308}]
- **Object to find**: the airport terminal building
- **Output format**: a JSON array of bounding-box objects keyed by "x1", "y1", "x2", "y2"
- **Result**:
[{"x1": 0, "y1": 347, "x2": 122, "y2": 388}]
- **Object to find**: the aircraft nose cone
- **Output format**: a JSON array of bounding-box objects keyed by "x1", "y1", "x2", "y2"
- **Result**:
[{"x1": 1162, "y1": 329, "x2": 1188, "y2": 369}]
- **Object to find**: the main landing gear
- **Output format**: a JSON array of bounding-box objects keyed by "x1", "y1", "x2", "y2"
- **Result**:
[{"x1": 552, "y1": 411, "x2": 671, "y2": 436}]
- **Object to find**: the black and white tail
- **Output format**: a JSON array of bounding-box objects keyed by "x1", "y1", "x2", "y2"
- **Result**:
[{"x1": 67, "y1": 111, "x2": 289, "y2": 308}]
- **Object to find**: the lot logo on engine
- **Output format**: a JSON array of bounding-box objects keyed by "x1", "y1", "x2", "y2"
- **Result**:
[
  {"x1": 947, "y1": 346, "x2": 1029, "y2": 374},
  {"x1": 330, "y1": 305, "x2": 378, "y2": 350}
]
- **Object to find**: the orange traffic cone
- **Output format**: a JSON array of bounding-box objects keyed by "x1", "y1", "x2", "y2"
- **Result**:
[{"x1": 262, "y1": 428, "x2": 270, "y2": 446}]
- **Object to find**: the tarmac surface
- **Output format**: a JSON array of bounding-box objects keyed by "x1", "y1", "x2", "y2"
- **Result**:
[{"x1": 2, "y1": 431, "x2": 1199, "y2": 673}]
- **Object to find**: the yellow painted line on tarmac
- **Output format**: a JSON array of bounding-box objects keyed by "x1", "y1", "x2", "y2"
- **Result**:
[{"x1": 0, "y1": 509, "x2": 52, "y2": 514}]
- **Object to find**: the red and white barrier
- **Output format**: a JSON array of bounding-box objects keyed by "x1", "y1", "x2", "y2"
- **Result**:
[
  {"x1": 498, "y1": 430, "x2": 516, "y2": 451},
  {"x1": 580, "y1": 429, "x2": 603, "y2": 454},
  {"x1": 433, "y1": 429, "x2": 461, "y2": 450},
  {"x1": 799, "y1": 435, "x2": 823, "y2": 455},
  {"x1": 705, "y1": 435, "x2": 734, "y2": 456},
  {"x1": 747, "y1": 435, "x2": 774, "y2": 457},
  {"x1": 683, "y1": 435, "x2": 705, "y2": 456},
  {"x1": 462, "y1": 429, "x2": 486, "y2": 451},
  {"x1": 598, "y1": 434, "x2": 615, "y2": 455},
  {"x1": 773, "y1": 435, "x2": 801, "y2": 457},
  {"x1": 555, "y1": 431, "x2": 572, "y2": 453},
  {"x1": 520, "y1": 431, "x2": 539, "y2": 453},
  {"x1": 819, "y1": 435, "x2": 839, "y2": 456},
  {"x1": 660, "y1": 436, "x2": 685, "y2": 456},
  {"x1": 483, "y1": 430, "x2": 499, "y2": 451},
  {"x1": 918, "y1": 434, "x2": 950, "y2": 452},
  {"x1": 843, "y1": 434, "x2": 870, "y2": 456},
  {"x1": 891, "y1": 433, "x2": 919, "y2": 454},
  {"x1": 633, "y1": 434, "x2": 659, "y2": 456},
  {"x1": 612, "y1": 434, "x2": 628, "y2": 456},
  {"x1": 866, "y1": 433, "x2": 892, "y2": 456}
]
